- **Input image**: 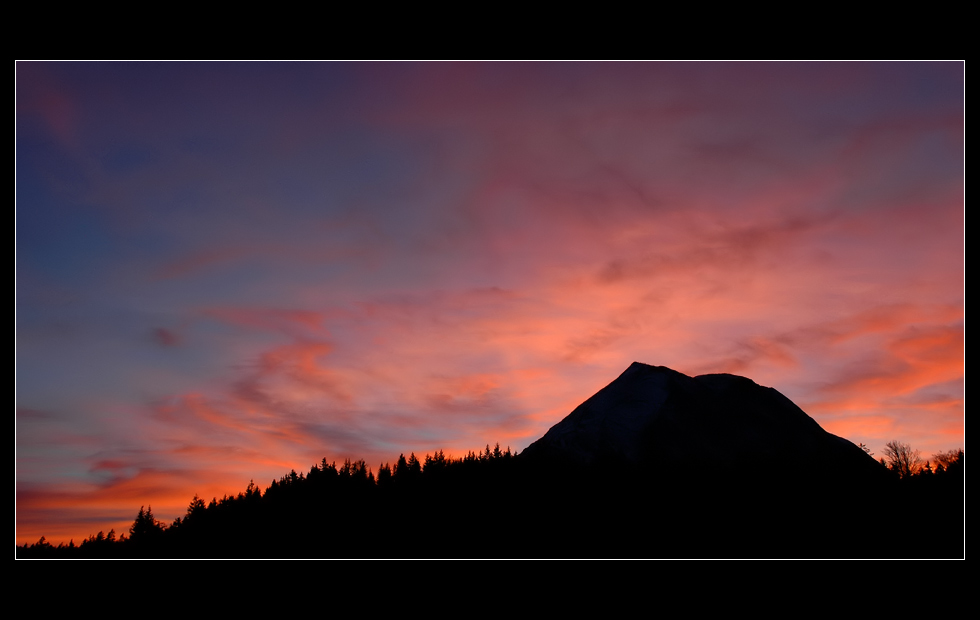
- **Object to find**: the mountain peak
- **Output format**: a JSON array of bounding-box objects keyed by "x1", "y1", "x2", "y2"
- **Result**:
[{"x1": 521, "y1": 362, "x2": 879, "y2": 479}]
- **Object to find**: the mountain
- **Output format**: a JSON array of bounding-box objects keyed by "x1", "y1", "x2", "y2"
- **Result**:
[
  {"x1": 514, "y1": 362, "x2": 907, "y2": 557},
  {"x1": 521, "y1": 362, "x2": 884, "y2": 481}
]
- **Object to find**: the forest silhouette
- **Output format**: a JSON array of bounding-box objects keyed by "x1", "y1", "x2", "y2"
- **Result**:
[{"x1": 17, "y1": 442, "x2": 963, "y2": 558}]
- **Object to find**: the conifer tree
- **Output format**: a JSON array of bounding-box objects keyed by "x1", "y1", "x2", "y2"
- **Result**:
[{"x1": 129, "y1": 505, "x2": 166, "y2": 542}]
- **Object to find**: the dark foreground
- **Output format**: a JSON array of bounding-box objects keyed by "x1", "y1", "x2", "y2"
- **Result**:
[{"x1": 17, "y1": 451, "x2": 964, "y2": 559}]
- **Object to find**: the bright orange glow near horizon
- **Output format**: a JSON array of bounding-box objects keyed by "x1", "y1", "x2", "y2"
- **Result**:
[{"x1": 16, "y1": 62, "x2": 963, "y2": 546}]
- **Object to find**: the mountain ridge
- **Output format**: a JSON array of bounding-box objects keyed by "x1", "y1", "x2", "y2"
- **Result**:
[{"x1": 520, "y1": 361, "x2": 883, "y2": 481}]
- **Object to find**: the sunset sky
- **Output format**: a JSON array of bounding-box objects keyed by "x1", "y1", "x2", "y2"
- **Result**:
[{"x1": 16, "y1": 62, "x2": 964, "y2": 545}]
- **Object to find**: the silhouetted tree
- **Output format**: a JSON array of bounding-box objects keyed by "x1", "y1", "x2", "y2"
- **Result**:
[
  {"x1": 182, "y1": 494, "x2": 207, "y2": 527},
  {"x1": 424, "y1": 450, "x2": 448, "y2": 472},
  {"x1": 407, "y1": 453, "x2": 422, "y2": 478},
  {"x1": 393, "y1": 453, "x2": 409, "y2": 479},
  {"x1": 932, "y1": 449, "x2": 964, "y2": 474},
  {"x1": 377, "y1": 463, "x2": 392, "y2": 487},
  {"x1": 129, "y1": 505, "x2": 166, "y2": 543},
  {"x1": 883, "y1": 441, "x2": 923, "y2": 479}
]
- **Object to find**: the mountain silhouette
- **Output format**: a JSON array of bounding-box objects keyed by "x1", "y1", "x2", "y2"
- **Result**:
[
  {"x1": 513, "y1": 362, "x2": 915, "y2": 558},
  {"x1": 521, "y1": 362, "x2": 884, "y2": 481}
]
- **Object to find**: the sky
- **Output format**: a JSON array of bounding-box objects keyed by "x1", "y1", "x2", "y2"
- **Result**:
[{"x1": 15, "y1": 62, "x2": 964, "y2": 546}]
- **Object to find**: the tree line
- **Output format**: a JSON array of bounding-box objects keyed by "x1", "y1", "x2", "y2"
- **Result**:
[
  {"x1": 876, "y1": 441, "x2": 964, "y2": 480},
  {"x1": 17, "y1": 440, "x2": 963, "y2": 558},
  {"x1": 18, "y1": 444, "x2": 517, "y2": 558}
]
